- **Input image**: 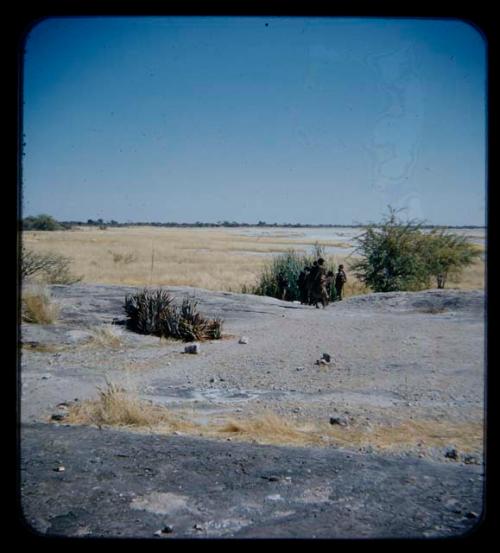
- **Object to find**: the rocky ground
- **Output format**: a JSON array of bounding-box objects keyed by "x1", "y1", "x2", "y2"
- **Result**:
[{"x1": 19, "y1": 284, "x2": 486, "y2": 539}]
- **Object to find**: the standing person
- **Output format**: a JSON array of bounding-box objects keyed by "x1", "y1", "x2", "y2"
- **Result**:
[
  {"x1": 311, "y1": 258, "x2": 329, "y2": 308},
  {"x1": 335, "y1": 264, "x2": 347, "y2": 300},
  {"x1": 325, "y1": 270, "x2": 335, "y2": 302},
  {"x1": 298, "y1": 267, "x2": 310, "y2": 304},
  {"x1": 306, "y1": 261, "x2": 318, "y2": 305},
  {"x1": 277, "y1": 272, "x2": 289, "y2": 301}
]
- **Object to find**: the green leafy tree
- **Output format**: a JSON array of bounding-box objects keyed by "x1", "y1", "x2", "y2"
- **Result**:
[
  {"x1": 23, "y1": 214, "x2": 63, "y2": 231},
  {"x1": 351, "y1": 208, "x2": 481, "y2": 292},
  {"x1": 423, "y1": 229, "x2": 482, "y2": 288},
  {"x1": 351, "y1": 208, "x2": 432, "y2": 292}
]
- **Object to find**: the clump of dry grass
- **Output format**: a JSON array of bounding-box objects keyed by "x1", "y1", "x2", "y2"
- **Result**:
[
  {"x1": 85, "y1": 325, "x2": 124, "y2": 349},
  {"x1": 21, "y1": 284, "x2": 59, "y2": 324},
  {"x1": 64, "y1": 382, "x2": 195, "y2": 431},
  {"x1": 216, "y1": 412, "x2": 319, "y2": 446},
  {"x1": 320, "y1": 418, "x2": 483, "y2": 453}
]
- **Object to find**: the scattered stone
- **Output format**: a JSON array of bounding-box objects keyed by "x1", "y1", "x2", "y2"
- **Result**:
[
  {"x1": 161, "y1": 525, "x2": 174, "y2": 534},
  {"x1": 193, "y1": 523, "x2": 205, "y2": 531},
  {"x1": 239, "y1": 336, "x2": 249, "y2": 344},
  {"x1": 262, "y1": 475, "x2": 280, "y2": 482},
  {"x1": 321, "y1": 353, "x2": 331, "y2": 363},
  {"x1": 296, "y1": 367, "x2": 305, "y2": 371},
  {"x1": 463, "y1": 454, "x2": 480, "y2": 465},
  {"x1": 445, "y1": 447, "x2": 459, "y2": 460},
  {"x1": 209, "y1": 377, "x2": 215, "y2": 383},
  {"x1": 53, "y1": 466, "x2": 65, "y2": 472},
  {"x1": 465, "y1": 511, "x2": 479, "y2": 519},
  {"x1": 51, "y1": 414, "x2": 66, "y2": 421},
  {"x1": 266, "y1": 494, "x2": 283, "y2": 501},
  {"x1": 184, "y1": 344, "x2": 200, "y2": 354},
  {"x1": 329, "y1": 416, "x2": 349, "y2": 427}
]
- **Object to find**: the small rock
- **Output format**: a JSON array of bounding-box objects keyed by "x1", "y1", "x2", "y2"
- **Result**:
[
  {"x1": 193, "y1": 523, "x2": 205, "y2": 531},
  {"x1": 329, "y1": 416, "x2": 349, "y2": 426},
  {"x1": 161, "y1": 525, "x2": 174, "y2": 534},
  {"x1": 209, "y1": 377, "x2": 215, "y2": 383},
  {"x1": 239, "y1": 336, "x2": 249, "y2": 344},
  {"x1": 296, "y1": 367, "x2": 305, "y2": 371},
  {"x1": 321, "y1": 353, "x2": 331, "y2": 363},
  {"x1": 463, "y1": 454, "x2": 480, "y2": 465},
  {"x1": 184, "y1": 344, "x2": 200, "y2": 354},
  {"x1": 53, "y1": 466, "x2": 65, "y2": 472},
  {"x1": 445, "y1": 447, "x2": 459, "y2": 460},
  {"x1": 51, "y1": 414, "x2": 66, "y2": 421},
  {"x1": 466, "y1": 511, "x2": 479, "y2": 519},
  {"x1": 266, "y1": 494, "x2": 283, "y2": 501}
]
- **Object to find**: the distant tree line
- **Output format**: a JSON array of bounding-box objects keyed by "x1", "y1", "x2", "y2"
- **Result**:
[{"x1": 21, "y1": 214, "x2": 485, "y2": 231}]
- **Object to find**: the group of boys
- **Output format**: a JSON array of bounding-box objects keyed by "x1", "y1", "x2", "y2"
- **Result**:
[{"x1": 297, "y1": 259, "x2": 347, "y2": 308}]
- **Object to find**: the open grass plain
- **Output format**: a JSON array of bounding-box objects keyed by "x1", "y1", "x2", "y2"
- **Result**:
[
  {"x1": 21, "y1": 225, "x2": 486, "y2": 293},
  {"x1": 19, "y1": 226, "x2": 486, "y2": 539}
]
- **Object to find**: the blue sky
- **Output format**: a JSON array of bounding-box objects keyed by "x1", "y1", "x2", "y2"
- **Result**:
[{"x1": 22, "y1": 16, "x2": 486, "y2": 225}]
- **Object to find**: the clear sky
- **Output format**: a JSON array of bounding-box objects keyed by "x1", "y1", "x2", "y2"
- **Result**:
[{"x1": 22, "y1": 16, "x2": 487, "y2": 225}]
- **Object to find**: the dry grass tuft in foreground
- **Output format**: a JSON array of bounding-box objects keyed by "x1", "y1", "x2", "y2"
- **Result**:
[
  {"x1": 64, "y1": 382, "x2": 196, "y2": 431},
  {"x1": 61, "y1": 386, "x2": 483, "y2": 455},
  {"x1": 21, "y1": 284, "x2": 59, "y2": 324},
  {"x1": 85, "y1": 325, "x2": 124, "y2": 349},
  {"x1": 217, "y1": 412, "x2": 319, "y2": 446}
]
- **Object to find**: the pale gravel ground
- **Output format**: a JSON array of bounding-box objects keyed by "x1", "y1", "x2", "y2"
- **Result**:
[
  {"x1": 20, "y1": 284, "x2": 485, "y2": 461},
  {"x1": 18, "y1": 284, "x2": 486, "y2": 539}
]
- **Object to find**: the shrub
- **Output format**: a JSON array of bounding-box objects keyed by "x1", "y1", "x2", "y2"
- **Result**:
[
  {"x1": 21, "y1": 248, "x2": 82, "y2": 284},
  {"x1": 22, "y1": 214, "x2": 64, "y2": 231},
  {"x1": 253, "y1": 244, "x2": 337, "y2": 302},
  {"x1": 124, "y1": 289, "x2": 223, "y2": 342},
  {"x1": 423, "y1": 229, "x2": 482, "y2": 289},
  {"x1": 351, "y1": 207, "x2": 481, "y2": 292},
  {"x1": 21, "y1": 284, "x2": 59, "y2": 324}
]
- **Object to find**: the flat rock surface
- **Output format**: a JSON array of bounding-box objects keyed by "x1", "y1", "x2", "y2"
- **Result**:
[
  {"x1": 21, "y1": 423, "x2": 483, "y2": 539},
  {"x1": 19, "y1": 284, "x2": 486, "y2": 539}
]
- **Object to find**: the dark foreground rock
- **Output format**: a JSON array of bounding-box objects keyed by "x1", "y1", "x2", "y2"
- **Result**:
[{"x1": 20, "y1": 423, "x2": 483, "y2": 539}]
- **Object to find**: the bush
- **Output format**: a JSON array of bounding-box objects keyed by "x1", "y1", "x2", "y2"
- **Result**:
[
  {"x1": 253, "y1": 244, "x2": 337, "y2": 302},
  {"x1": 351, "y1": 208, "x2": 481, "y2": 292},
  {"x1": 22, "y1": 214, "x2": 64, "y2": 231},
  {"x1": 21, "y1": 249, "x2": 82, "y2": 284},
  {"x1": 124, "y1": 289, "x2": 223, "y2": 342},
  {"x1": 423, "y1": 229, "x2": 482, "y2": 289},
  {"x1": 21, "y1": 284, "x2": 59, "y2": 324}
]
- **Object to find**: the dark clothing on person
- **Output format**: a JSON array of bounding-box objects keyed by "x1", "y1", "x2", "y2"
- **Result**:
[
  {"x1": 277, "y1": 273, "x2": 289, "y2": 301},
  {"x1": 298, "y1": 270, "x2": 309, "y2": 304},
  {"x1": 311, "y1": 261, "x2": 328, "y2": 308},
  {"x1": 335, "y1": 268, "x2": 347, "y2": 300}
]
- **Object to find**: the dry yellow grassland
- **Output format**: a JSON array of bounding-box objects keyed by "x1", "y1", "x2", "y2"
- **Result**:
[
  {"x1": 22, "y1": 226, "x2": 485, "y2": 294},
  {"x1": 64, "y1": 384, "x2": 482, "y2": 453}
]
